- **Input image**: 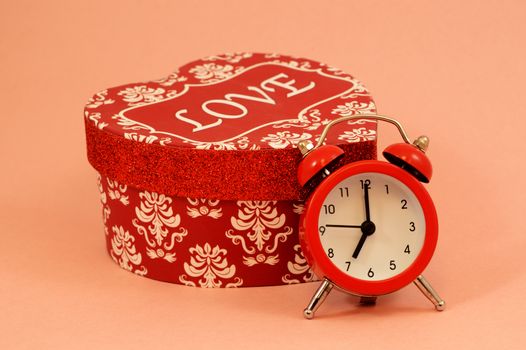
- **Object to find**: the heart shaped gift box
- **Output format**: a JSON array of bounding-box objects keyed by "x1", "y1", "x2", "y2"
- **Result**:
[{"x1": 84, "y1": 53, "x2": 377, "y2": 287}]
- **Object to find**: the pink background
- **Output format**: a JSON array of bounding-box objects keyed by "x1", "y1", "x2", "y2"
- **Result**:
[{"x1": 1, "y1": 0, "x2": 525, "y2": 349}]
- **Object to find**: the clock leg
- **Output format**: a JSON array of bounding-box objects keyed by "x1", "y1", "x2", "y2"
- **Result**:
[
  {"x1": 304, "y1": 278, "x2": 333, "y2": 319},
  {"x1": 414, "y1": 275, "x2": 446, "y2": 311}
]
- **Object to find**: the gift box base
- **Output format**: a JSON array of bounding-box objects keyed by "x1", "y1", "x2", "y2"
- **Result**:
[{"x1": 96, "y1": 148, "x2": 374, "y2": 287}]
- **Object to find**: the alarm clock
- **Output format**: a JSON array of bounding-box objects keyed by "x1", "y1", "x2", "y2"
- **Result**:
[{"x1": 297, "y1": 114, "x2": 445, "y2": 319}]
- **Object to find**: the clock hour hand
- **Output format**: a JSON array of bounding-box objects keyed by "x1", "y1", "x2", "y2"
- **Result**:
[
  {"x1": 352, "y1": 233, "x2": 368, "y2": 259},
  {"x1": 352, "y1": 221, "x2": 376, "y2": 258}
]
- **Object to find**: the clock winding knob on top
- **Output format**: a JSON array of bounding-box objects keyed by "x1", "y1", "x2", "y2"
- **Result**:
[
  {"x1": 413, "y1": 135, "x2": 430, "y2": 153},
  {"x1": 298, "y1": 140, "x2": 315, "y2": 156}
]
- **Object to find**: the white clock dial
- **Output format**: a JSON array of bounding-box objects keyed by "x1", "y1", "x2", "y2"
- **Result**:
[{"x1": 318, "y1": 172, "x2": 426, "y2": 281}]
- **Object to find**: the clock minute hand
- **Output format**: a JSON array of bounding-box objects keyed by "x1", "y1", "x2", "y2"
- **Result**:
[
  {"x1": 364, "y1": 182, "x2": 371, "y2": 221},
  {"x1": 353, "y1": 183, "x2": 376, "y2": 259},
  {"x1": 325, "y1": 224, "x2": 361, "y2": 228}
]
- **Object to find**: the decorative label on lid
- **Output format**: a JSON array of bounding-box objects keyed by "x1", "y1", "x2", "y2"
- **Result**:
[{"x1": 121, "y1": 63, "x2": 357, "y2": 144}]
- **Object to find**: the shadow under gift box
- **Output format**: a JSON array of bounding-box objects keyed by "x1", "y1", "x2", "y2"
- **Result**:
[{"x1": 84, "y1": 52, "x2": 377, "y2": 287}]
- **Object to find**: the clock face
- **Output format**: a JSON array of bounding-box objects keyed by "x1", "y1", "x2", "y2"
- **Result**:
[{"x1": 317, "y1": 172, "x2": 426, "y2": 282}]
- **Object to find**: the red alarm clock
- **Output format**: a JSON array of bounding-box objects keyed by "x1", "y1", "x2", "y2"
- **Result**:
[{"x1": 297, "y1": 115, "x2": 445, "y2": 319}]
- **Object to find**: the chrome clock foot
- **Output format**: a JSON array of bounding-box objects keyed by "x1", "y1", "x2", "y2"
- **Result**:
[
  {"x1": 414, "y1": 274, "x2": 446, "y2": 311},
  {"x1": 304, "y1": 278, "x2": 333, "y2": 319}
]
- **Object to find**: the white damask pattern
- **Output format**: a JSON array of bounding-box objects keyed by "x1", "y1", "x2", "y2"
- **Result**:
[
  {"x1": 106, "y1": 178, "x2": 129, "y2": 205},
  {"x1": 133, "y1": 191, "x2": 188, "y2": 263},
  {"x1": 271, "y1": 109, "x2": 331, "y2": 132},
  {"x1": 324, "y1": 65, "x2": 348, "y2": 76},
  {"x1": 331, "y1": 101, "x2": 376, "y2": 117},
  {"x1": 85, "y1": 111, "x2": 108, "y2": 130},
  {"x1": 123, "y1": 132, "x2": 172, "y2": 146},
  {"x1": 292, "y1": 202, "x2": 305, "y2": 215},
  {"x1": 97, "y1": 174, "x2": 110, "y2": 234},
  {"x1": 183, "y1": 136, "x2": 259, "y2": 150},
  {"x1": 202, "y1": 52, "x2": 253, "y2": 63},
  {"x1": 226, "y1": 201, "x2": 293, "y2": 266},
  {"x1": 341, "y1": 79, "x2": 370, "y2": 99},
  {"x1": 260, "y1": 131, "x2": 312, "y2": 149},
  {"x1": 179, "y1": 243, "x2": 243, "y2": 288},
  {"x1": 282, "y1": 244, "x2": 317, "y2": 284},
  {"x1": 117, "y1": 85, "x2": 166, "y2": 106},
  {"x1": 110, "y1": 225, "x2": 147, "y2": 276},
  {"x1": 189, "y1": 63, "x2": 245, "y2": 83},
  {"x1": 153, "y1": 71, "x2": 188, "y2": 87},
  {"x1": 186, "y1": 198, "x2": 223, "y2": 219},
  {"x1": 85, "y1": 89, "x2": 115, "y2": 109},
  {"x1": 270, "y1": 59, "x2": 313, "y2": 70},
  {"x1": 112, "y1": 116, "x2": 173, "y2": 146},
  {"x1": 124, "y1": 132, "x2": 158, "y2": 144},
  {"x1": 338, "y1": 127, "x2": 377, "y2": 143}
]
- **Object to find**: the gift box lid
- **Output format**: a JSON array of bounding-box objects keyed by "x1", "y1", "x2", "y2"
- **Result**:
[{"x1": 84, "y1": 53, "x2": 377, "y2": 200}]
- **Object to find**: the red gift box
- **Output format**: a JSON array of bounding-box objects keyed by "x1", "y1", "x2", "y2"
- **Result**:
[{"x1": 84, "y1": 53, "x2": 377, "y2": 287}]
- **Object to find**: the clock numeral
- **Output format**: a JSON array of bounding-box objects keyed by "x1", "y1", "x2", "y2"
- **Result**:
[
  {"x1": 360, "y1": 179, "x2": 371, "y2": 189},
  {"x1": 389, "y1": 260, "x2": 397, "y2": 270},
  {"x1": 404, "y1": 244, "x2": 411, "y2": 254},
  {"x1": 345, "y1": 261, "x2": 351, "y2": 271},
  {"x1": 385, "y1": 184, "x2": 389, "y2": 194},
  {"x1": 367, "y1": 268, "x2": 374, "y2": 278},
  {"x1": 323, "y1": 204, "x2": 336, "y2": 215},
  {"x1": 409, "y1": 221, "x2": 416, "y2": 232},
  {"x1": 401, "y1": 199, "x2": 408, "y2": 209},
  {"x1": 327, "y1": 248, "x2": 334, "y2": 258},
  {"x1": 319, "y1": 226, "x2": 326, "y2": 236},
  {"x1": 338, "y1": 187, "x2": 349, "y2": 198}
]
